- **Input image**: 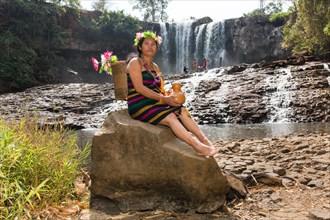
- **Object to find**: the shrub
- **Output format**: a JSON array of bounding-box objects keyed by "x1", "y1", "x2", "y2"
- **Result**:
[
  {"x1": 0, "y1": 117, "x2": 90, "y2": 219},
  {"x1": 269, "y1": 11, "x2": 292, "y2": 24}
]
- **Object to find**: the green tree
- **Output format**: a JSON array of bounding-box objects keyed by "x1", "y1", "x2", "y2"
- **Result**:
[
  {"x1": 92, "y1": 0, "x2": 108, "y2": 11},
  {"x1": 244, "y1": 8, "x2": 266, "y2": 17},
  {"x1": 129, "y1": 0, "x2": 170, "y2": 22},
  {"x1": 0, "y1": 0, "x2": 64, "y2": 92},
  {"x1": 245, "y1": 0, "x2": 294, "y2": 17},
  {"x1": 49, "y1": 0, "x2": 81, "y2": 9},
  {"x1": 97, "y1": 10, "x2": 141, "y2": 39},
  {"x1": 264, "y1": 1, "x2": 283, "y2": 14},
  {"x1": 282, "y1": 0, "x2": 330, "y2": 54}
]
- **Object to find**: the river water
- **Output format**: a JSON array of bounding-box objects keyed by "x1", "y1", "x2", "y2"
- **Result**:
[{"x1": 75, "y1": 122, "x2": 330, "y2": 147}]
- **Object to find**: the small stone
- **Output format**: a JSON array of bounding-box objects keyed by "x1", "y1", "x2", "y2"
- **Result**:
[
  {"x1": 323, "y1": 204, "x2": 330, "y2": 210},
  {"x1": 296, "y1": 155, "x2": 306, "y2": 160},
  {"x1": 315, "y1": 164, "x2": 329, "y2": 171},
  {"x1": 281, "y1": 148, "x2": 291, "y2": 153},
  {"x1": 236, "y1": 161, "x2": 247, "y2": 166},
  {"x1": 306, "y1": 168, "x2": 317, "y2": 174},
  {"x1": 242, "y1": 169, "x2": 252, "y2": 174},
  {"x1": 308, "y1": 180, "x2": 324, "y2": 188},
  {"x1": 282, "y1": 178, "x2": 295, "y2": 187},
  {"x1": 266, "y1": 154, "x2": 276, "y2": 160},
  {"x1": 309, "y1": 208, "x2": 330, "y2": 220},
  {"x1": 273, "y1": 166, "x2": 286, "y2": 176},
  {"x1": 245, "y1": 159, "x2": 255, "y2": 165},
  {"x1": 315, "y1": 149, "x2": 327, "y2": 155},
  {"x1": 299, "y1": 177, "x2": 312, "y2": 185},
  {"x1": 270, "y1": 194, "x2": 282, "y2": 203},
  {"x1": 295, "y1": 144, "x2": 309, "y2": 150}
]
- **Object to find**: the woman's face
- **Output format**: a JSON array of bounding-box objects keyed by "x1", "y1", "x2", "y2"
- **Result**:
[{"x1": 139, "y1": 38, "x2": 157, "y2": 57}]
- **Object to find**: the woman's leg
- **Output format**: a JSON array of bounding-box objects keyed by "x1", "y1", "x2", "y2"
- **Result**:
[
  {"x1": 159, "y1": 113, "x2": 219, "y2": 157},
  {"x1": 178, "y1": 107, "x2": 213, "y2": 147}
]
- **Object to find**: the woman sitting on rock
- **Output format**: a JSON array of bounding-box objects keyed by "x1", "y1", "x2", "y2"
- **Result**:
[{"x1": 126, "y1": 31, "x2": 220, "y2": 157}]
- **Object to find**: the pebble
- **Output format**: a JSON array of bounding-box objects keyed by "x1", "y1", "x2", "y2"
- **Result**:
[
  {"x1": 307, "y1": 180, "x2": 324, "y2": 188},
  {"x1": 309, "y1": 208, "x2": 330, "y2": 220}
]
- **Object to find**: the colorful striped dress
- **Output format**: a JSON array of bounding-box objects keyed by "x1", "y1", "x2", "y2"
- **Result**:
[{"x1": 127, "y1": 70, "x2": 181, "y2": 125}]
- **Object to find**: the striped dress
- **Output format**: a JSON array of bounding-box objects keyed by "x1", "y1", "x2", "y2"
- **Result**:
[{"x1": 127, "y1": 70, "x2": 181, "y2": 125}]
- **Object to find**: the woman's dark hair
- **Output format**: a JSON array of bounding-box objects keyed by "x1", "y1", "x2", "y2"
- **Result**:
[{"x1": 137, "y1": 37, "x2": 158, "y2": 57}]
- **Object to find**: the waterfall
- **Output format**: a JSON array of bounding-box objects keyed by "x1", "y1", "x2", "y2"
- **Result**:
[
  {"x1": 263, "y1": 68, "x2": 297, "y2": 122},
  {"x1": 194, "y1": 24, "x2": 207, "y2": 70},
  {"x1": 203, "y1": 23, "x2": 213, "y2": 65},
  {"x1": 204, "y1": 22, "x2": 225, "y2": 69},
  {"x1": 160, "y1": 23, "x2": 169, "y2": 71},
  {"x1": 159, "y1": 20, "x2": 226, "y2": 74},
  {"x1": 175, "y1": 22, "x2": 193, "y2": 74}
]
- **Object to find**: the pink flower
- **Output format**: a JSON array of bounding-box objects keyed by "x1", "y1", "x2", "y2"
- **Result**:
[
  {"x1": 103, "y1": 51, "x2": 113, "y2": 60},
  {"x1": 135, "y1": 32, "x2": 143, "y2": 40},
  {"x1": 155, "y1": 36, "x2": 162, "y2": 45},
  {"x1": 91, "y1": 57, "x2": 99, "y2": 71}
]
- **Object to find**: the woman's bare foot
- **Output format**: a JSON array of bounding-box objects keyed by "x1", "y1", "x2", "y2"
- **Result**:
[{"x1": 196, "y1": 144, "x2": 221, "y2": 158}]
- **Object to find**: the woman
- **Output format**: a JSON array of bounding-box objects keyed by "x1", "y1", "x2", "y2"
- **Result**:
[
  {"x1": 126, "y1": 31, "x2": 220, "y2": 157},
  {"x1": 203, "y1": 58, "x2": 207, "y2": 71},
  {"x1": 193, "y1": 58, "x2": 197, "y2": 72}
]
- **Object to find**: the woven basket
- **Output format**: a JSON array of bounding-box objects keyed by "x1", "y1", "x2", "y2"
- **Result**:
[{"x1": 111, "y1": 61, "x2": 128, "y2": 100}]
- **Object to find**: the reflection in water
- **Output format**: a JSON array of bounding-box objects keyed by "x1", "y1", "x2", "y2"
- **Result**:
[
  {"x1": 75, "y1": 123, "x2": 330, "y2": 147},
  {"x1": 201, "y1": 122, "x2": 330, "y2": 142}
]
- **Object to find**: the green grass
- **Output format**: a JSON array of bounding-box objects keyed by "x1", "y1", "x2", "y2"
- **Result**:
[{"x1": 0, "y1": 117, "x2": 90, "y2": 219}]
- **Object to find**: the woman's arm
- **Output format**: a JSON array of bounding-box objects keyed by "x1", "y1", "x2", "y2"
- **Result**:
[{"x1": 127, "y1": 58, "x2": 179, "y2": 106}]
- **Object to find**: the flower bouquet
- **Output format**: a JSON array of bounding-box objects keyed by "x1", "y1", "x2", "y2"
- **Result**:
[{"x1": 92, "y1": 51, "x2": 128, "y2": 100}]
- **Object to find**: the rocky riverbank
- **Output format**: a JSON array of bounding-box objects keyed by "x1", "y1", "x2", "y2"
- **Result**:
[
  {"x1": 76, "y1": 132, "x2": 329, "y2": 219},
  {"x1": 0, "y1": 58, "x2": 329, "y2": 129},
  {"x1": 181, "y1": 60, "x2": 330, "y2": 124}
]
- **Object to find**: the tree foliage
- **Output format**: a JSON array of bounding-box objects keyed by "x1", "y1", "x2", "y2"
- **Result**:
[
  {"x1": 129, "y1": 0, "x2": 170, "y2": 22},
  {"x1": 92, "y1": 0, "x2": 108, "y2": 11},
  {"x1": 282, "y1": 0, "x2": 330, "y2": 54},
  {"x1": 96, "y1": 10, "x2": 141, "y2": 40},
  {"x1": 245, "y1": 0, "x2": 293, "y2": 17},
  {"x1": 0, "y1": 0, "x2": 64, "y2": 92},
  {"x1": 48, "y1": 0, "x2": 81, "y2": 9}
]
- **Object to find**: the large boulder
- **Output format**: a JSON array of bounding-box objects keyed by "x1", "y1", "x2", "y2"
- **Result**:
[{"x1": 90, "y1": 109, "x2": 230, "y2": 214}]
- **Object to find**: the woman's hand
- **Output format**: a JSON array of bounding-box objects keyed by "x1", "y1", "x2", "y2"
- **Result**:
[{"x1": 163, "y1": 96, "x2": 180, "y2": 106}]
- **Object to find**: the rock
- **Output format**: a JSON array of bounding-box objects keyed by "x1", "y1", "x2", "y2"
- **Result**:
[
  {"x1": 273, "y1": 166, "x2": 286, "y2": 176},
  {"x1": 299, "y1": 177, "x2": 312, "y2": 185},
  {"x1": 309, "y1": 208, "x2": 330, "y2": 220},
  {"x1": 307, "y1": 180, "x2": 324, "y2": 188},
  {"x1": 270, "y1": 194, "x2": 282, "y2": 203},
  {"x1": 223, "y1": 171, "x2": 248, "y2": 201},
  {"x1": 91, "y1": 109, "x2": 230, "y2": 214}
]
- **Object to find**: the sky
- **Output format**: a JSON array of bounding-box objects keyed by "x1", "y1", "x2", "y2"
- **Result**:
[{"x1": 80, "y1": 0, "x2": 292, "y2": 22}]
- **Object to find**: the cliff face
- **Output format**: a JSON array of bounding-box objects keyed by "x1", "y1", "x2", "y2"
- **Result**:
[{"x1": 224, "y1": 15, "x2": 290, "y2": 64}]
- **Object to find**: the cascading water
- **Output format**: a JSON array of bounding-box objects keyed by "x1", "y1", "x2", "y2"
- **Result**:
[
  {"x1": 324, "y1": 63, "x2": 330, "y2": 86},
  {"x1": 159, "y1": 20, "x2": 226, "y2": 74},
  {"x1": 203, "y1": 22, "x2": 226, "y2": 69},
  {"x1": 160, "y1": 23, "x2": 170, "y2": 71},
  {"x1": 263, "y1": 68, "x2": 297, "y2": 122},
  {"x1": 194, "y1": 24, "x2": 207, "y2": 70},
  {"x1": 175, "y1": 22, "x2": 193, "y2": 74}
]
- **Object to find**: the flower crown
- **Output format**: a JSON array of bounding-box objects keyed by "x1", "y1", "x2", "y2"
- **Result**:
[{"x1": 134, "y1": 31, "x2": 162, "y2": 46}]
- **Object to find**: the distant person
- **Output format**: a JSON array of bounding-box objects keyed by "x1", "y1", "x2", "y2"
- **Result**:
[
  {"x1": 202, "y1": 58, "x2": 207, "y2": 71},
  {"x1": 219, "y1": 57, "x2": 222, "y2": 67},
  {"x1": 183, "y1": 66, "x2": 189, "y2": 74},
  {"x1": 193, "y1": 58, "x2": 197, "y2": 72}
]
